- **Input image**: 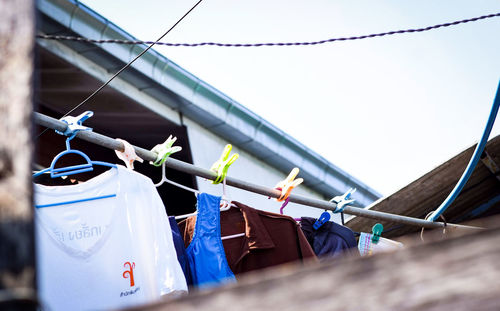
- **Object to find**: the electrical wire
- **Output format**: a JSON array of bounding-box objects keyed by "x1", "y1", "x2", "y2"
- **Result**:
[
  {"x1": 35, "y1": 0, "x2": 204, "y2": 140},
  {"x1": 36, "y1": 12, "x2": 500, "y2": 47}
]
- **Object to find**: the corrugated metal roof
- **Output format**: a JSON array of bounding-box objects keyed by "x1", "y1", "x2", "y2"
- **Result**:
[{"x1": 36, "y1": 0, "x2": 381, "y2": 206}]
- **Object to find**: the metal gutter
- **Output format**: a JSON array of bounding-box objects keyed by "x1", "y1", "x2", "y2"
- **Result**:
[{"x1": 36, "y1": 0, "x2": 382, "y2": 206}]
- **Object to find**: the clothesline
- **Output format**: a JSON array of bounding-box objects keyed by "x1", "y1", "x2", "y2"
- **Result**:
[{"x1": 33, "y1": 112, "x2": 481, "y2": 231}]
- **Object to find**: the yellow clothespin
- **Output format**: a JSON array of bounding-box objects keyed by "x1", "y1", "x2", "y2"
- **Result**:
[{"x1": 210, "y1": 144, "x2": 239, "y2": 184}]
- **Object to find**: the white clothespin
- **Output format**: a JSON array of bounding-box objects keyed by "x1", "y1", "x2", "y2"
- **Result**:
[
  {"x1": 115, "y1": 139, "x2": 143, "y2": 170},
  {"x1": 55, "y1": 111, "x2": 94, "y2": 137},
  {"x1": 330, "y1": 188, "x2": 356, "y2": 213}
]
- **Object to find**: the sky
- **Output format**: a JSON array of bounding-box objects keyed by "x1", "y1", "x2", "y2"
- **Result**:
[{"x1": 79, "y1": 0, "x2": 500, "y2": 196}]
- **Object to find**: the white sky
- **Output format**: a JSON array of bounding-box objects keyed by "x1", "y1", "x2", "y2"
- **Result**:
[{"x1": 80, "y1": 0, "x2": 500, "y2": 196}]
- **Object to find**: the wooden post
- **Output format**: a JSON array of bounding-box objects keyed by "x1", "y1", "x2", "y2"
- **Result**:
[{"x1": 0, "y1": 0, "x2": 36, "y2": 309}]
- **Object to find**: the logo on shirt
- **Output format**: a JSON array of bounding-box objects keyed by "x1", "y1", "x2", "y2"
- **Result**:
[{"x1": 122, "y1": 262, "x2": 135, "y2": 287}]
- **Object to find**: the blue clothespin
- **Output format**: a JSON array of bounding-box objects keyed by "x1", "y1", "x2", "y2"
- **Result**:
[
  {"x1": 55, "y1": 111, "x2": 94, "y2": 138},
  {"x1": 371, "y1": 223, "x2": 383, "y2": 244},
  {"x1": 313, "y1": 211, "x2": 331, "y2": 230},
  {"x1": 329, "y1": 188, "x2": 356, "y2": 213}
]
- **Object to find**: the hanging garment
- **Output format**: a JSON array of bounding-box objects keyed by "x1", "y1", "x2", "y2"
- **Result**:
[
  {"x1": 358, "y1": 232, "x2": 404, "y2": 256},
  {"x1": 300, "y1": 217, "x2": 359, "y2": 258},
  {"x1": 34, "y1": 165, "x2": 187, "y2": 311},
  {"x1": 183, "y1": 193, "x2": 236, "y2": 288},
  {"x1": 169, "y1": 216, "x2": 193, "y2": 286},
  {"x1": 180, "y1": 201, "x2": 316, "y2": 277}
]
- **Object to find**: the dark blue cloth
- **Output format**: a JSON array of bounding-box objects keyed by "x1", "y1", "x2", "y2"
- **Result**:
[
  {"x1": 185, "y1": 193, "x2": 236, "y2": 288},
  {"x1": 300, "y1": 217, "x2": 359, "y2": 258},
  {"x1": 169, "y1": 216, "x2": 193, "y2": 286}
]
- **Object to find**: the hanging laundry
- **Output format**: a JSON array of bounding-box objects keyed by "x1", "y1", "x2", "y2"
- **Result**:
[
  {"x1": 182, "y1": 193, "x2": 236, "y2": 288},
  {"x1": 300, "y1": 217, "x2": 359, "y2": 258},
  {"x1": 34, "y1": 165, "x2": 187, "y2": 311},
  {"x1": 180, "y1": 201, "x2": 316, "y2": 278},
  {"x1": 358, "y1": 232, "x2": 404, "y2": 256},
  {"x1": 168, "y1": 216, "x2": 193, "y2": 286}
]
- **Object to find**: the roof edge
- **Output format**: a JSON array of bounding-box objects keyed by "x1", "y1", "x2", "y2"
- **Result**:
[{"x1": 37, "y1": 0, "x2": 382, "y2": 205}]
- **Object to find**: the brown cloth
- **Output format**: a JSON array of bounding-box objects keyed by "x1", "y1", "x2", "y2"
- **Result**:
[{"x1": 178, "y1": 201, "x2": 316, "y2": 276}]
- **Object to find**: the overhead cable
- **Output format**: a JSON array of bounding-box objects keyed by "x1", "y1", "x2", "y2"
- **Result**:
[
  {"x1": 36, "y1": 12, "x2": 500, "y2": 47},
  {"x1": 35, "y1": 0, "x2": 205, "y2": 140}
]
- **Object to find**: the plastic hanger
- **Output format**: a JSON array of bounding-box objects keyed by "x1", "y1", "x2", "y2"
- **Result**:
[
  {"x1": 151, "y1": 136, "x2": 194, "y2": 193},
  {"x1": 173, "y1": 177, "x2": 233, "y2": 220},
  {"x1": 148, "y1": 136, "x2": 213, "y2": 220},
  {"x1": 155, "y1": 161, "x2": 200, "y2": 196},
  {"x1": 171, "y1": 173, "x2": 243, "y2": 239},
  {"x1": 33, "y1": 112, "x2": 117, "y2": 208},
  {"x1": 219, "y1": 177, "x2": 246, "y2": 240},
  {"x1": 154, "y1": 157, "x2": 201, "y2": 220},
  {"x1": 159, "y1": 143, "x2": 242, "y2": 239}
]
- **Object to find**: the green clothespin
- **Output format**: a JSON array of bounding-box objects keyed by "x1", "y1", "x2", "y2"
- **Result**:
[
  {"x1": 371, "y1": 223, "x2": 383, "y2": 244},
  {"x1": 210, "y1": 144, "x2": 239, "y2": 184},
  {"x1": 150, "y1": 135, "x2": 182, "y2": 167}
]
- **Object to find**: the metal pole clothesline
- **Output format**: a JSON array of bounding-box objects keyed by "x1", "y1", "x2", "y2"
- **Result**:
[{"x1": 34, "y1": 112, "x2": 480, "y2": 231}]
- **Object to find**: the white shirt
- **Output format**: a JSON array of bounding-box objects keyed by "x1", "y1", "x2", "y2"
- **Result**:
[{"x1": 34, "y1": 166, "x2": 187, "y2": 311}]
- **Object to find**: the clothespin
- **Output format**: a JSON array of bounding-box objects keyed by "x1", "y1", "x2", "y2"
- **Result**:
[
  {"x1": 150, "y1": 135, "x2": 182, "y2": 167},
  {"x1": 275, "y1": 168, "x2": 303, "y2": 201},
  {"x1": 371, "y1": 223, "x2": 383, "y2": 244},
  {"x1": 210, "y1": 144, "x2": 239, "y2": 184},
  {"x1": 313, "y1": 211, "x2": 331, "y2": 230},
  {"x1": 55, "y1": 111, "x2": 94, "y2": 138},
  {"x1": 274, "y1": 168, "x2": 303, "y2": 214},
  {"x1": 115, "y1": 139, "x2": 143, "y2": 170},
  {"x1": 329, "y1": 188, "x2": 356, "y2": 213}
]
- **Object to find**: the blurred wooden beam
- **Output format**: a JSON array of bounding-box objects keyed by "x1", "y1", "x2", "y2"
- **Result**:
[
  {"x1": 0, "y1": 0, "x2": 36, "y2": 309},
  {"x1": 130, "y1": 222, "x2": 500, "y2": 311}
]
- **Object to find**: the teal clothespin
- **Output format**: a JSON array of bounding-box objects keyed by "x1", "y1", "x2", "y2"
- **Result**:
[
  {"x1": 150, "y1": 135, "x2": 182, "y2": 167},
  {"x1": 210, "y1": 144, "x2": 239, "y2": 184},
  {"x1": 372, "y1": 223, "x2": 384, "y2": 244}
]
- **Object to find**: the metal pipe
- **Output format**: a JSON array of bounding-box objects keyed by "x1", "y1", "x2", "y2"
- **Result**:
[{"x1": 33, "y1": 112, "x2": 481, "y2": 231}]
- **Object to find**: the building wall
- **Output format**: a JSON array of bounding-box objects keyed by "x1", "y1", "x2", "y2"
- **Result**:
[
  {"x1": 184, "y1": 118, "x2": 341, "y2": 222},
  {"x1": 36, "y1": 36, "x2": 343, "y2": 223}
]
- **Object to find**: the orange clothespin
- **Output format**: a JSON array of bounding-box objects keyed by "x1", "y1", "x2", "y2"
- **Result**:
[{"x1": 273, "y1": 168, "x2": 303, "y2": 214}]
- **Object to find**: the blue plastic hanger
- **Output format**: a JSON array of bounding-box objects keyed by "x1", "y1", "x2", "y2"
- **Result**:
[
  {"x1": 33, "y1": 135, "x2": 116, "y2": 178},
  {"x1": 34, "y1": 111, "x2": 117, "y2": 208}
]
